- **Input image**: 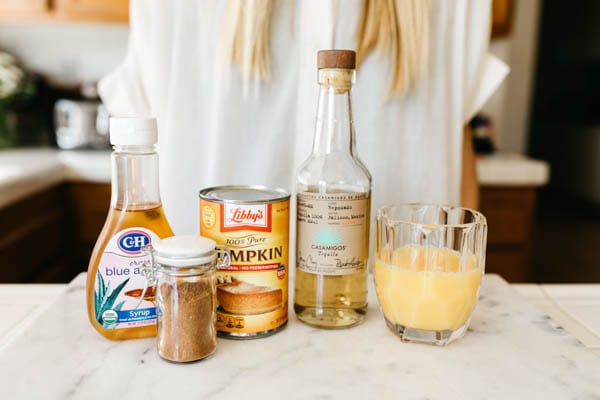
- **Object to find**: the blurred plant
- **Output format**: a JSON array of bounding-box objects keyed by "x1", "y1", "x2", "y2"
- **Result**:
[{"x1": 0, "y1": 51, "x2": 36, "y2": 147}]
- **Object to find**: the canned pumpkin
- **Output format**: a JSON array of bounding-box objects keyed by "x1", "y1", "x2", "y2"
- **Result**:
[{"x1": 199, "y1": 186, "x2": 290, "y2": 338}]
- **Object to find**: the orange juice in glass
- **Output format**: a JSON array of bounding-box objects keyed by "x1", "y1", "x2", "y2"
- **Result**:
[{"x1": 374, "y1": 204, "x2": 487, "y2": 345}]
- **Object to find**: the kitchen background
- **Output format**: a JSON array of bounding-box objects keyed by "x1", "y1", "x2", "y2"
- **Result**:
[{"x1": 0, "y1": 0, "x2": 597, "y2": 283}]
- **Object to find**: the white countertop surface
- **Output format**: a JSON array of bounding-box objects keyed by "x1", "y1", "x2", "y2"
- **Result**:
[
  {"x1": 0, "y1": 148, "x2": 110, "y2": 208},
  {"x1": 476, "y1": 152, "x2": 550, "y2": 186},
  {"x1": 0, "y1": 149, "x2": 65, "y2": 208},
  {"x1": 0, "y1": 273, "x2": 598, "y2": 400},
  {"x1": 0, "y1": 148, "x2": 549, "y2": 209}
]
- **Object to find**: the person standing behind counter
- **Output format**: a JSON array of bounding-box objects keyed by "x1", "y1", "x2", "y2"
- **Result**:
[{"x1": 99, "y1": 0, "x2": 508, "y2": 235}]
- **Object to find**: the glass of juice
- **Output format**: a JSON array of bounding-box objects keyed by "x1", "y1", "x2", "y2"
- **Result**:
[{"x1": 374, "y1": 204, "x2": 487, "y2": 346}]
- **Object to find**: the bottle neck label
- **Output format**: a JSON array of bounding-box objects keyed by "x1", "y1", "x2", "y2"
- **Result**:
[
  {"x1": 318, "y1": 69, "x2": 354, "y2": 92},
  {"x1": 296, "y1": 192, "x2": 370, "y2": 276}
]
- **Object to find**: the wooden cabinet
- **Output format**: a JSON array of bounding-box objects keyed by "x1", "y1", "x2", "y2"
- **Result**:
[
  {"x1": 480, "y1": 186, "x2": 537, "y2": 282},
  {"x1": 0, "y1": 185, "x2": 72, "y2": 283},
  {"x1": 53, "y1": 0, "x2": 128, "y2": 23},
  {"x1": 0, "y1": 182, "x2": 111, "y2": 283},
  {"x1": 491, "y1": 0, "x2": 513, "y2": 38},
  {"x1": 0, "y1": 0, "x2": 128, "y2": 22},
  {"x1": 67, "y1": 182, "x2": 110, "y2": 271},
  {"x1": 0, "y1": 0, "x2": 48, "y2": 19}
]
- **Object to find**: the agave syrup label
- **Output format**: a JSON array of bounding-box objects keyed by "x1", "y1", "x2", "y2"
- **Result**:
[{"x1": 93, "y1": 227, "x2": 159, "y2": 329}]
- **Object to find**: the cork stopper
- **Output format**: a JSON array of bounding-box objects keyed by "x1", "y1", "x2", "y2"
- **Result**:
[{"x1": 317, "y1": 50, "x2": 356, "y2": 70}]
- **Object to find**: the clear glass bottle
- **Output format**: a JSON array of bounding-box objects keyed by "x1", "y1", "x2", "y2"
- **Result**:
[
  {"x1": 294, "y1": 50, "x2": 372, "y2": 328},
  {"x1": 86, "y1": 117, "x2": 174, "y2": 340}
]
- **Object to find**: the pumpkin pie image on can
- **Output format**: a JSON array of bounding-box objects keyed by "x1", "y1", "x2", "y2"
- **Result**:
[{"x1": 199, "y1": 185, "x2": 290, "y2": 338}]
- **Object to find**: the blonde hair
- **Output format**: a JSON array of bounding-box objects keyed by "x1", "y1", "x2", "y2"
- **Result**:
[
  {"x1": 224, "y1": 0, "x2": 430, "y2": 97},
  {"x1": 357, "y1": 0, "x2": 430, "y2": 96},
  {"x1": 223, "y1": 0, "x2": 274, "y2": 87}
]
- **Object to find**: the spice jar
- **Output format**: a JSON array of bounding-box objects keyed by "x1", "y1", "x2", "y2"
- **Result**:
[{"x1": 142, "y1": 235, "x2": 230, "y2": 362}]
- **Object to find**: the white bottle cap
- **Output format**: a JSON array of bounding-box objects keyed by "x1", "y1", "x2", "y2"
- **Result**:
[
  {"x1": 109, "y1": 117, "x2": 158, "y2": 146},
  {"x1": 153, "y1": 235, "x2": 218, "y2": 267}
]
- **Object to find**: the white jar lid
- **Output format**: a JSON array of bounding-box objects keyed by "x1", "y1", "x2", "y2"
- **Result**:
[
  {"x1": 152, "y1": 235, "x2": 217, "y2": 267},
  {"x1": 109, "y1": 117, "x2": 158, "y2": 146}
]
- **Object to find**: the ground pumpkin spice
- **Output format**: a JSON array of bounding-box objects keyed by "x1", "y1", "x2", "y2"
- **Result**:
[{"x1": 157, "y1": 276, "x2": 216, "y2": 362}]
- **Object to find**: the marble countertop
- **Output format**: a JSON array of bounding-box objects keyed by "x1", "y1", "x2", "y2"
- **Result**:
[
  {"x1": 476, "y1": 152, "x2": 550, "y2": 186},
  {"x1": 0, "y1": 274, "x2": 598, "y2": 400},
  {"x1": 0, "y1": 148, "x2": 110, "y2": 208},
  {"x1": 0, "y1": 148, "x2": 549, "y2": 209}
]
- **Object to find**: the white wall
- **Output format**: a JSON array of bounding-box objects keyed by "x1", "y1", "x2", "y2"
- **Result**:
[
  {"x1": 0, "y1": 22, "x2": 129, "y2": 86},
  {"x1": 482, "y1": 0, "x2": 541, "y2": 154}
]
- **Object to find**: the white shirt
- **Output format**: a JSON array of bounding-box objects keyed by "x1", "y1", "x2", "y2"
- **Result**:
[{"x1": 99, "y1": 0, "x2": 508, "y2": 235}]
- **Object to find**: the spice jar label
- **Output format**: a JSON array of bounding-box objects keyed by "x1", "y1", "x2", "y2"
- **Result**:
[{"x1": 92, "y1": 227, "x2": 160, "y2": 329}]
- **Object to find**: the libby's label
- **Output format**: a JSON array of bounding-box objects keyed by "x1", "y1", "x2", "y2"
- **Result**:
[
  {"x1": 200, "y1": 197, "x2": 289, "y2": 336},
  {"x1": 296, "y1": 192, "x2": 370, "y2": 276},
  {"x1": 93, "y1": 227, "x2": 159, "y2": 329},
  {"x1": 221, "y1": 204, "x2": 272, "y2": 232}
]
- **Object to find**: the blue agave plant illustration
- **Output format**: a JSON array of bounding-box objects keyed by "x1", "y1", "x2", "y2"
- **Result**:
[{"x1": 94, "y1": 271, "x2": 129, "y2": 328}]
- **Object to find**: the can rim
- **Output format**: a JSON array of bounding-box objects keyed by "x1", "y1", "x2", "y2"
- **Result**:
[{"x1": 199, "y1": 185, "x2": 290, "y2": 204}]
